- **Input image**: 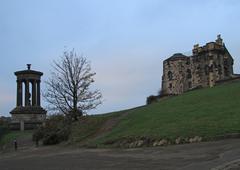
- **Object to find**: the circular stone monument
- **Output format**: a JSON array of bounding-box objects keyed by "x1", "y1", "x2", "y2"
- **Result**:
[{"x1": 10, "y1": 64, "x2": 47, "y2": 131}]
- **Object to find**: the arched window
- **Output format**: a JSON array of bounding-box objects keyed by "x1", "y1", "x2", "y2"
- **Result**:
[{"x1": 168, "y1": 71, "x2": 173, "y2": 80}]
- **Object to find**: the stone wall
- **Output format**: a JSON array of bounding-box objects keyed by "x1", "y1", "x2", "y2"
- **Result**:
[
  {"x1": 11, "y1": 114, "x2": 45, "y2": 130},
  {"x1": 161, "y1": 54, "x2": 191, "y2": 95},
  {"x1": 161, "y1": 35, "x2": 234, "y2": 96}
]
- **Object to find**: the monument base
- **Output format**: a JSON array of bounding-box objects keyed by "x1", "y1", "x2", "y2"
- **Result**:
[{"x1": 10, "y1": 106, "x2": 47, "y2": 131}]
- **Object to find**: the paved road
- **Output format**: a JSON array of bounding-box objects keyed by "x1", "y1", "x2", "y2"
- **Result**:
[{"x1": 1, "y1": 138, "x2": 240, "y2": 170}]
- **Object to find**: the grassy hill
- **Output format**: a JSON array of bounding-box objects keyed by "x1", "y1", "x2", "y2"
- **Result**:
[
  {"x1": 70, "y1": 80, "x2": 240, "y2": 147},
  {"x1": 3, "y1": 80, "x2": 239, "y2": 148}
]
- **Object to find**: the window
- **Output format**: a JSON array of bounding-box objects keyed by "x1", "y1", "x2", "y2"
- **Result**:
[
  {"x1": 213, "y1": 62, "x2": 217, "y2": 68},
  {"x1": 218, "y1": 65, "x2": 222, "y2": 75},
  {"x1": 169, "y1": 83, "x2": 172, "y2": 89},
  {"x1": 197, "y1": 65, "x2": 200, "y2": 70},
  {"x1": 224, "y1": 59, "x2": 228, "y2": 66},
  {"x1": 187, "y1": 69, "x2": 192, "y2": 79},
  {"x1": 224, "y1": 66, "x2": 229, "y2": 76},
  {"x1": 188, "y1": 82, "x2": 192, "y2": 88},
  {"x1": 168, "y1": 71, "x2": 173, "y2": 80},
  {"x1": 179, "y1": 62, "x2": 184, "y2": 68},
  {"x1": 205, "y1": 65, "x2": 209, "y2": 75},
  {"x1": 209, "y1": 64, "x2": 213, "y2": 72}
]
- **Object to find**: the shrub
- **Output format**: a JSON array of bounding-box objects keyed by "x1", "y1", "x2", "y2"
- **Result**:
[
  {"x1": 0, "y1": 127, "x2": 8, "y2": 141},
  {"x1": 0, "y1": 117, "x2": 10, "y2": 140},
  {"x1": 33, "y1": 114, "x2": 71, "y2": 145},
  {"x1": 146, "y1": 95, "x2": 158, "y2": 105}
]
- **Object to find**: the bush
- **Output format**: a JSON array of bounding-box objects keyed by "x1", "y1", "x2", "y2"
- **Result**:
[
  {"x1": 33, "y1": 114, "x2": 71, "y2": 145},
  {"x1": 146, "y1": 95, "x2": 158, "y2": 105},
  {"x1": 0, "y1": 127, "x2": 8, "y2": 141},
  {"x1": 0, "y1": 117, "x2": 10, "y2": 140}
]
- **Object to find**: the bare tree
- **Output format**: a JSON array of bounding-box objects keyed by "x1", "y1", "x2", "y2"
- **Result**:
[{"x1": 44, "y1": 49, "x2": 102, "y2": 121}]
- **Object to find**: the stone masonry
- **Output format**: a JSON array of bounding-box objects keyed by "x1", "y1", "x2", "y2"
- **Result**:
[
  {"x1": 10, "y1": 64, "x2": 46, "y2": 131},
  {"x1": 161, "y1": 35, "x2": 237, "y2": 95}
]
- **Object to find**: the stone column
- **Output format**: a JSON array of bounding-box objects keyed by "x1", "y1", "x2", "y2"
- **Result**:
[
  {"x1": 20, "y1": 120, "x2": 24, "y2": 131},
  {"x1": 32, "y1": 80, "x2": 36, "y2": 106},
  {"x1": 17, "y1": 80, "x2": 22, "y2": 106},
  {"x1": 37, "y1": 80, "x2": 41, "y2": 106},
  {"x1": 25, "y1": 80, "x2": 30, "y2": 106}
]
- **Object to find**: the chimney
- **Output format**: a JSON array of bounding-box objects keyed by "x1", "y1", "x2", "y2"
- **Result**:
[
  {"x1": 193, "y1": 44, "x2": 199, "y2": 55},
  {"x1": 216, "y1": 34, "x2": 223, "y2": 45}
]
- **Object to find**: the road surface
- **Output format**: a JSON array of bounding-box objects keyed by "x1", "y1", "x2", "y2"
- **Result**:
[{"x1": 1, "y1": 138, "x2": 240, "y2": 170}]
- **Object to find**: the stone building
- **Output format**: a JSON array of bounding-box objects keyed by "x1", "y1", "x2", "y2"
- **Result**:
[
  {"x1": 10, "y1": 64, "x2": 46, "y2": 131},
  {"x1": 161, "y1": 35, "x2": 237, "y2": 95}
]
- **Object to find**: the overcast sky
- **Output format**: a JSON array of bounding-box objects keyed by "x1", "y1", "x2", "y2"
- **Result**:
[{"x1": 1, "y1": 0, "x2": 240, "y2": 116}]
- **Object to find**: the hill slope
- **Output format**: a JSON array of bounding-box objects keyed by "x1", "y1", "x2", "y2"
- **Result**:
[{"x1": 71, "y1": 80, "x2": 240, "y2": 147}]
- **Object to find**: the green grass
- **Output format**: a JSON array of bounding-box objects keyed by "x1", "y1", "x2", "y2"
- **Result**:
[
  {"x1": 69, "y1": 110, "x2": 123, "y2": 145},
  {"x1": 2, "y1": 80, "x2": 238, "y2": 148},
  {"x1": 70, "y1": 116, "x2": 107, "y2": 143},
  {"x1": 67, "y1": 80, "x2": 240, "y2": 147},
  {"x1": 0, "y1": 131, "x2": 33, "y2": 148},
  {"x1": 93, "y1": 80, "x2": 240, "y2": 144}
]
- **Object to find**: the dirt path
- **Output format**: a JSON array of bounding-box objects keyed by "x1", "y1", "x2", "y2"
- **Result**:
[
  {"x1": 93, "y1": 106, "x2": 145, "y2": 140},
  {"x1": 94, "y1": 112, "x2": 129, "y2": 138},
  {"x1": 1, "y1": 138, "x2": 240, "y2": 170}
]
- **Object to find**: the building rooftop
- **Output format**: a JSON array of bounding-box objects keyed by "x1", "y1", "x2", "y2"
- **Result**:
[{"x1": 165, "y1": 53, "x2": 188, "y2": 62}]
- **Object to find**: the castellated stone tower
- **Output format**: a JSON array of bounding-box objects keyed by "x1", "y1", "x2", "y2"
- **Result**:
[{"x1": 161, "y1": 35, "x2": 235, "y2": 95}]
